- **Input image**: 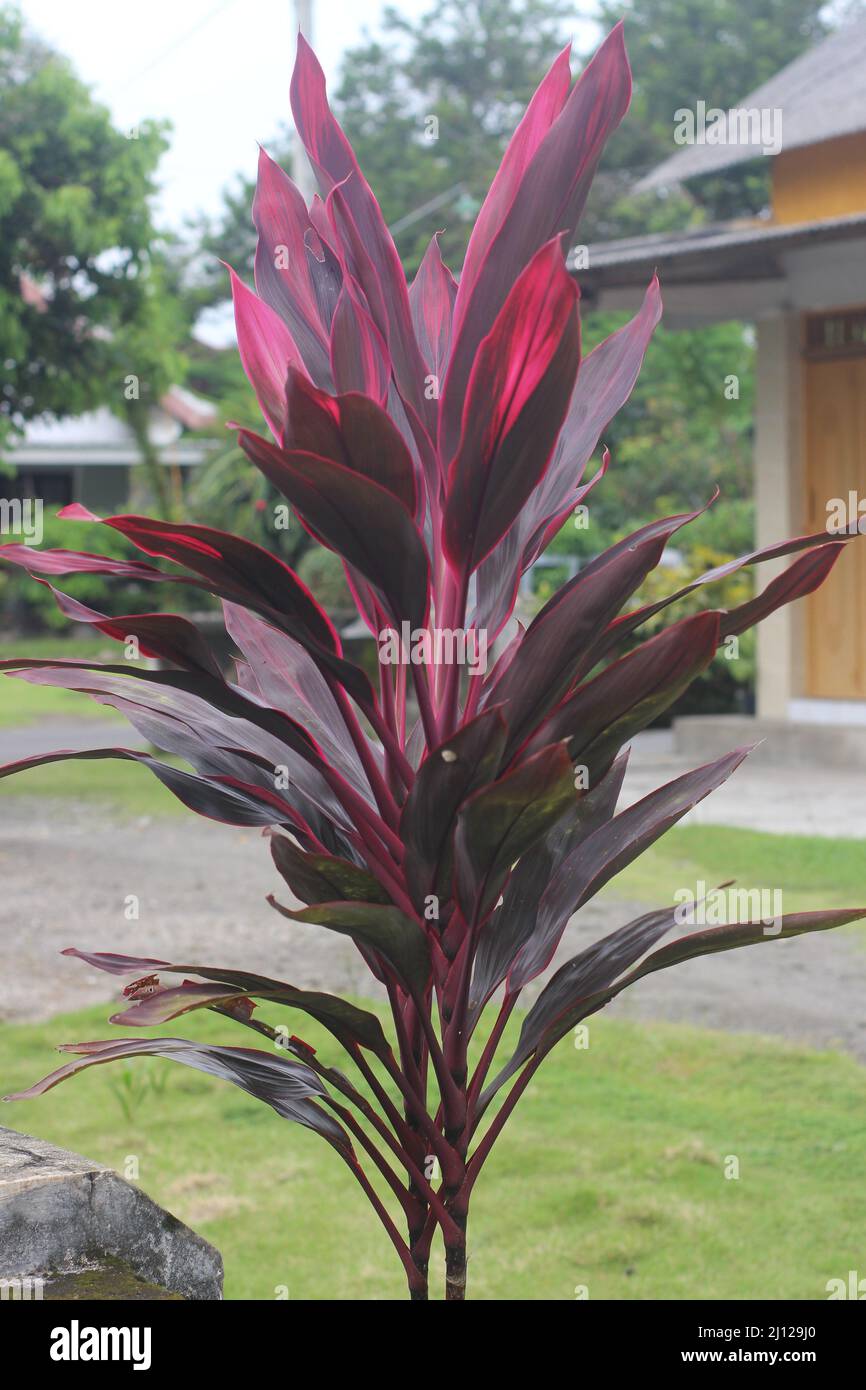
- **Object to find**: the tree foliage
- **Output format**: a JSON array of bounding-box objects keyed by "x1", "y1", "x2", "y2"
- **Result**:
[{"x1": 0, "y1": 6, "x2": 184, "y2": 458}]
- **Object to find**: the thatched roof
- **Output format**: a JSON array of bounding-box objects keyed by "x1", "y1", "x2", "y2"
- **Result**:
[{"x1": 637, "y1": 18, "x2": 866, "y2": 190}]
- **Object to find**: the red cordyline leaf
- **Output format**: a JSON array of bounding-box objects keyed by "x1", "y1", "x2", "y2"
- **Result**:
[
  {"x1": 442, "y1": 239, "x2": 580, "y2": 576},
  {"x1": 283, "y1": 368, "x2": 418, "y2": 515},
  {"x1": 252, "y1": 145, "x2": 338, "y2": 387},
  {"x1": 2, "y1": 24, "x2": 862, "y2": 1302},
  {"x1": 290, "y1": 33, "x2": 431, "y2": 432},
  {"x1": 330, "y1": 277, "x2": 391, "y2": 402},
  {"x1": 441, "y1": 21, "x2": 632, "y2": 461},
  {"x1": 409, "y1": 234, "x2": 457, "y2": 388},
  {"x1": 228, "y1": 262, "x2": 306, "y2": 440}
]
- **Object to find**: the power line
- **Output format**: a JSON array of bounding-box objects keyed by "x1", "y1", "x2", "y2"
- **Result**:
[{"x1": 109, "y1": 0, "x2": 240, "y2": 92}]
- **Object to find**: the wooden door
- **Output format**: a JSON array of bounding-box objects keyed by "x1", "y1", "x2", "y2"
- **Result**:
[{"x1": 803, "y1": 313, "x2": 866, "y2": 700}]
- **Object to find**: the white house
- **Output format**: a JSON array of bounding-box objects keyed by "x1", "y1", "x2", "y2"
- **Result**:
[{"x1": 3, "y1": 386, "x2": 217, "y2": 515}]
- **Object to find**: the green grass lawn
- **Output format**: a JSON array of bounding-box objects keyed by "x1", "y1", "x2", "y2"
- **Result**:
[
  {"x1": 0, "y1": 635, "x2": 124, "y2": 727},
  {"x1": 0, "y1": 757, "x2": 185, "y2": 815},
  {"x1": 610, "y1": 824, "x2": 866, "y2": 914},
  {"x1": 2, "y1": 1000, "x2": 864, "y2": 1300}
]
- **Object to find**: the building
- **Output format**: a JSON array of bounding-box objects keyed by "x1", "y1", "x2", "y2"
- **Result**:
[
  {"x1": 575, "y1": 17, "x2": 866, "y2": 763},
  {"x1": 3, "y1": 386, "x2": 217, "y2": 515}
]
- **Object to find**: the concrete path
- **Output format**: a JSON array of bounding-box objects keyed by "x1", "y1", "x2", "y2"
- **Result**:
[
  {"x1": 1, "y1": 718, "x2": 865, "y2": 1065},
  {"x1": 0, "y1": 719, "x2": 147, "y2": 764},
  {"x1": 623, "y1": 730, "x2": 866, "y2": 839},
  {"x1": 2, "y1": 719, "x2": 865, "y2": 839}
]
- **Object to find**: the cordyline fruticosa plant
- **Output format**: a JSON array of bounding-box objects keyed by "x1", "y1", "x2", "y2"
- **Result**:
[{"x1": 1, "y1": 26, "x2": 862, "y2": 1301}]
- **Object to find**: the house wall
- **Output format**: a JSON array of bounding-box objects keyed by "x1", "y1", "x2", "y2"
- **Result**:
[
  {"x1": 74, "y1": 465, "x2": 133, "y2": 512},
  {"x1": 773, "y1": 132, "x2": 866, "y2": 224},
  {"x1": 754, "y1": 313, "x2": 806, "y2": 718}
]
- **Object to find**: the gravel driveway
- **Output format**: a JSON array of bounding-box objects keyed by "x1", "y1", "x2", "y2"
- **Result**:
[{"x1": 2, "y1": 793, "x2": 865, "y2": 1066}]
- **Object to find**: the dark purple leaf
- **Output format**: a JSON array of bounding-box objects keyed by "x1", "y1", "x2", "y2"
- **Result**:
[
  {"x1": 268, "y1": 898, "x2": 431, "y2": 996},
  {"x1": 270, "y1": 833, "x2": 388, "y2": 905},
  {"x1": 252, "y1": 145, "x2": 336, "y2": 387},
  {"x1": 441, "y1": 23, "x2": 631, "y2": 459},
  {"x1": 4, "y1": 1037, "x2": 351, "y2": 1152},
  {"x1": 42, "y1": 586, "x2": 223, "y2": 679},
  {"x1": 0, "y1": 746, "x2": 297, "y2": 826},
  {"x1": 524, "y1": 610, "x2": 721, "y2": 776},
  {"x1": 469, "y1": 751, "x2": 629, "y2": 1018},
  {"x1": 442, "y1": 240, "x2": 580, "y2": 575},
  {"x1": 487, "y1": 510, "x2": 695, "y2": 758},
  {"x1": 290, "y1": 35, "x2": 432, "y2": 429},
  {"x1": 238, "y1": 429, "x2": 431, "y2": 630},
  {"x1": 284, "y1": 369, "x2": 417, "y2": 516},
  {"x1": 453, "y1": 743, "x2": 577, "y2": 923},
  {"x1": 507, "y1": 746, "x2": 752, "y2": 991},
  {"x1": 400, "y1": 708, "x2": 508, "y2": 909},
  {"x1": 61, "y1": 948, "x2": 390, "y2": 1057},
  {"x1": 487, "y1": 907, "x2": 866, "y2": 1100}
]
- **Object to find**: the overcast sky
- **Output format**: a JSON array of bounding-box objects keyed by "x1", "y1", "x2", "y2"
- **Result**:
[
  {"x1": 19, "y1": 1, "x2": 596, "y2": 345},
  {"x1": 20, "y1": 0, "x2": 438, "y2": 228}
]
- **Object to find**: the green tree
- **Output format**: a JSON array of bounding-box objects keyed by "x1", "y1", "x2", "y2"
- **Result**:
[
  {"x1": 589, "y1": 0, "x2": 832, "y2": 233},
  {"x1": 336, "y1": 0, "x2": 575, "y2": 272},
  {"x1": 0, "y1": 7, "x2": 185, "y2": 512}
]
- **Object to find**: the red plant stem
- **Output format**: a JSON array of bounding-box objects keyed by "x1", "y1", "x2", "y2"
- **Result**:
[
  {"x1": 348, "y1": 831, "x2": 417, "y2": 918},
  {"x1": 384, "y1": 981, "x2": 427, "y2": 1105},
  {"x1": 440, "y1": 566, "x2": 470, "y2": 738},
  {"x1": 414, "y1": 1000, "x2": 466, "y2": 1138},
  {"x1": 339, "y1": 1150, "x2": 427, "y2": 1297},
  {"x1": 216, "y1": 1009, "x2": 453, "y2": 1233},
  {"x1": 323, "y1": 769, "x2": 405, "y2": 862},
  {"x1": 463, "y1": 668, "x2": 484, "y2": 722},
  {"x1": 229, "y1": 1012, "x2": 407, "y2": 1156},
  {"x1": 325, "y1": 1097, "x2": 425, "y2": 1228},
  {"x1": 433, "y1": 563, "x2": 458, "y2": 706},
  {"x1": 400, "y1": 992, "x2": 433, "y2": 1166},
  {"x1": 444, "y1": 1215, "x2": 468, "y2": 1301},
  {"x1": 411, "y1": 660, "x2": 440, "y2": 751},
  {"x1": 385, "y1": 1065, "x2": 458, "y2": 1187},
  {"x1": 351, "y1": 1048, "x2": 421, "y2": 1152},
  {"x1": 366, "y1": 701, "x2": 415, "y2": 788},
  {"x1": 466, "y1": 992, "x2": 517, "y2": 1115},
  {"x1": 443, "y1": 910, "x2": 485, "y2": 1092},
  {"x1": 381, "y1": 991, "x2": 460, "y2": 1186},
  {"x1": 460, "y1": 1055, "x2": 540, "y2": 1203},
  {"x1": 327, "y1": 681, "x2": 401, "y2": 830},
  {"x1": 377, "y1": 661, "x2": 403, "y2": 799},
  {"x1": 347, "y1": 1051, "x2": 462, "y2": 1235},
  {"x1": 342, "y1": 1086, "x2": 463, "y2": 1244},
  {"x1": 325, "y1": 1055, "x2": 417, "y2": 1161},
  {"x1": 442, "y1": 926, "x2": 472, "y2": 1026},
  {"x1": 413, "y1": 1207, "x2": 438, "y2": 1273},
  {"x1": 386, "y1": 982, "x2": 417, "y2": 1065},
  {"x1": 299, "y1": 1043, "x2": 459, "y2": 1239},
  {"x1": 396, "y1": 661, "x2": 407, "y2": 746},
  {"x1": 335, "y1": 1078, "x2": 464, "y2": 1245}
]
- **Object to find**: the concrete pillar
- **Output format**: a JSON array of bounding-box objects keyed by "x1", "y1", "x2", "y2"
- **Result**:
[{"x1": 753, "y1": 312, "x2": 804, "y2": 719}]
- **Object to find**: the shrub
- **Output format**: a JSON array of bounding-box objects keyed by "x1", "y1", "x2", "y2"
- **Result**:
[{"x1": 1, "y1": 26, "x2": 860, "y2": 1301}]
